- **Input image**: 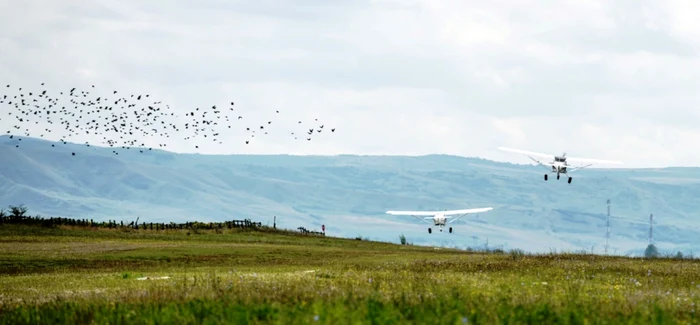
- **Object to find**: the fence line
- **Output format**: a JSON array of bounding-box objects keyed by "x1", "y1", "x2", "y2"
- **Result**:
[
  {"x1": 0, "y1": 213, "x2": 263, "y2": 230},
  {"x1": 0, "y1": 205, "x2": 325, "y2": 236}
]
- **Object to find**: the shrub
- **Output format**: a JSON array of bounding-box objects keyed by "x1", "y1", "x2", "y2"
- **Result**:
[{"x1": 509, "y1": 248, "x2": 525, "y2": 260}]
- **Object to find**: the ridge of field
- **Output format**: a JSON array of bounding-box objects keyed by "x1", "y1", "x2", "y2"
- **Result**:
[{"x1": 0, "y1": 224, "x2": 699, "y2": 324}]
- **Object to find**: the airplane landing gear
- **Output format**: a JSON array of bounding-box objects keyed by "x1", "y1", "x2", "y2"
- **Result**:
[
  {"x1": 428, "y1": 228, "x2": 432, "y2": 234},
  {"x1": 449, "y1": 227, "x2": 452, "y2": 233},
  {"x1": 544, "y1": 174, "x2": 548, "y2": 181},
  {"x1": 568, "y1": 177, "x2": 572, "y2": 184},
  {"x1": 556, "y1": 174, "x2": 560, "y2": 180}
]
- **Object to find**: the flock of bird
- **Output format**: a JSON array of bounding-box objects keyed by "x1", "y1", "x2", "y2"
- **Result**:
[{"x1": 0, "y1": 83, "x2": 336, "y2": 156}]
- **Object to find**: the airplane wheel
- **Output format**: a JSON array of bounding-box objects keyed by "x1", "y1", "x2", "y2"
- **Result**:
[
  {"x1": 428, "y1": 228, "x2": 432, "y2": 234},
  {"x1": 449, "y1": 227, "x2": 452, "y2": 233},
  {"x1": 557, "y1": 175, "x2": 560, "y2": 180},
  {"x1": 544, "y1": 174, "x2": 548, "y2": 181},
  {"x1": 568, "y1": 177, "x2": 572, "y2": 184}
]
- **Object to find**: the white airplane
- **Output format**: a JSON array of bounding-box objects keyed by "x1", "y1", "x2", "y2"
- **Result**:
[
  {"x1": 498, "y1": 146, "x2": 623, "y2": 183},
  {"x1": 386, "y1": 207, "x2": 493, "y2": 234}
]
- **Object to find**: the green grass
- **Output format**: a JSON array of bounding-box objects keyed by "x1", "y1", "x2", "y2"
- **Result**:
[{"x1": 1, "y1": 224, "x2": 700, "y2": 324}]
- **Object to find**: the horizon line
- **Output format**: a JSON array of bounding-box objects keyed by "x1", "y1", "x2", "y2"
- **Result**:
[{"x1": 0, "y1": 134, "x2": 694, "y2": 169}]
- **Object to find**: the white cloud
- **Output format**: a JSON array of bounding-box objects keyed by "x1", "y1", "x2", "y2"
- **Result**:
[{"x1": 1, "y1": 0, "x2": 699, "y2": 167}]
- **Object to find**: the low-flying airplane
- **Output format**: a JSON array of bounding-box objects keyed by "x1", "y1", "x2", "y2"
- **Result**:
[
  {"x1": 498, "y1": 146, "x2": 623, "y2": 183},
  {"x1": 386, "y1": 207, "x2": 493, "y2": 234}
]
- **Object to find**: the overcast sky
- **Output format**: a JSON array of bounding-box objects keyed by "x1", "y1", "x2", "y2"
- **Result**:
[{"x1": 1, "y1": 0, "x2": 699, "y2": 168}]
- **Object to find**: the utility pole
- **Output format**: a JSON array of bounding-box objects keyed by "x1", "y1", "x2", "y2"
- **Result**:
[
  {"x1": 273, "y1": 216, "x2": 276, "y2": 229},
  {"x1": 605, "y1": 199, "x2": 611, "y2": 254},
  {"x1": 649, "y1": 213, "x2": 653, "y2": 245}
]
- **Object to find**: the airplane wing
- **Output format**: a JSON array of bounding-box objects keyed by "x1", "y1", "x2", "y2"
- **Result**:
[
  {"x1": 498, "y1": 147, "x2": 555, "y2": 159},
  {"x1": 499, "y1": 147, "x2": 555, "y2": 170},
  {"x1": 565, "y1": 164, "x2": 593, "y2": 173},
  {"x1": 529, "y1": 157, "x2": 555, "y2": 171},
  {"x1": 386, "y1": 210, "x2": 438, "y2": 216},
  {"x1": 444, "y1": 207, "x2": 493, "y2": 224},
  {"x1": 385, "y1": 210, "x2": 435, "y2": 224},
  {"x1": 500, "y1": 146, "x2": 623, "y2": 166},
  {"x1": 442, "y1": 208, "x2": 493, "y2": 215},
  {"x1": 387, "y1": 207, "x2": 493, "y2": 225},
  {"x1": 565, "y1": 156, "x2": 623, "y2": 165}
]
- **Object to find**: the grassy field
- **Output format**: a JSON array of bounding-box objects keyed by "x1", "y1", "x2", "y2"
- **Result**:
[{"x1": 1, "y1": 224, "x2": 699, "y2": 324}]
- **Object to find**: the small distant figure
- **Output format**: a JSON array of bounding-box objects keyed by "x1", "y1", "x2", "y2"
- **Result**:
[{"x1": 322, "y1": 224, "x2": 325, "y2": 234}]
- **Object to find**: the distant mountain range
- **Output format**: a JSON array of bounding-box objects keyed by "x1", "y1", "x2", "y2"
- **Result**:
[{"x1": 1, "y1": 135, "x2": 699, "y2": 256}]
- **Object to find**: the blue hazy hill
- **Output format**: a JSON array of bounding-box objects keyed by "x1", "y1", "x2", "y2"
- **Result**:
[{"x1": 1, "y1": 135, "x2": 699, "y2": 255}]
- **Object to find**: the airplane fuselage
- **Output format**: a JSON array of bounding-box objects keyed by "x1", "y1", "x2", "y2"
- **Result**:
[
  {"x1": 433, "y1": 213, "x2": 447, "y2": 226},
  {"x1": 550, "y1": 157, "x2": 569, "y2": 174},
  {"x1": 430, "y1": 213, "x2": 450, "y2": 233},
  {"x1": 544, "y1": 156, "x2": 573, "y2": 183}
]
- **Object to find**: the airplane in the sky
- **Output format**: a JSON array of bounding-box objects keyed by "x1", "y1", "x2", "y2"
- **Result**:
[
  {"x1": 497, "y1": 146, "x2": 623, "y2": 183},
  {"x1": 386, "y1": 207, "x2": 493, "y2": 234}
]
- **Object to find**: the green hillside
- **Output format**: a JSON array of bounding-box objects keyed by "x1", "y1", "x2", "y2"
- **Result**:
[{"x1": 1, "y1": 135, "x2": 699, "y2": 255}]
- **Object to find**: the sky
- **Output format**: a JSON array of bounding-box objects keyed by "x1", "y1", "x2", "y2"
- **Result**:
[{"x1": 1, "y1": 0, "x2": 700, "y2": 168}]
